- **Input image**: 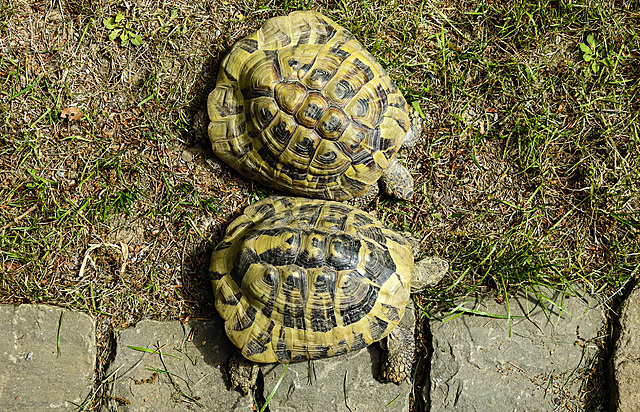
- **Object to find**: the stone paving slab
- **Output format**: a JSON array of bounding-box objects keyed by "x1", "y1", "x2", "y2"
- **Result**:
[
  {"x1": 102, "y1": 317, "x2": 254, "y2": 411},
  {"x1": 611, "y1": 280, "x2": 640, "y2": 411},
  {"x1": 0, "y1": 304, "x2": 96, "y2": 411},
  {"x1": 426, "y1": 289, "x2": 604, "y2": 412},
  {"x1": 262, "y1": 345, "x2": 409, "y2": 412}
]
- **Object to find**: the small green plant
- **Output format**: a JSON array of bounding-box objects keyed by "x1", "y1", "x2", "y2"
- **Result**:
[
  {"x1": 103, "y1": 12, "x2": 142, "y2": 46},
  {"x1": 579, "y1": 34, "x2": 613, "y2": 77},
  {"x1": 155, "y1": 7, "x2": 187, "y2": 35}
]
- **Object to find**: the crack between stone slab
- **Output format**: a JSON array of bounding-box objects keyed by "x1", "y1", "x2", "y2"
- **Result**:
[
  {"x1": 411, "y1": 314, "x2": 433, "y2": 412},
  {"x1": 255, "y1": 367, "x2": 269, "y2": 411},
  {"x1": 89, "y1": 322, "x2": 118, "y2": 410}
]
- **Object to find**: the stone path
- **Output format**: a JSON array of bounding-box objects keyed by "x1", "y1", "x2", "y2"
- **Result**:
[
  {"x1": 1, "y1": 283, "x2": 638, "y2": 411},
  {"x1": 0, "y1": 305, "x2": 95, "y2": 411}
]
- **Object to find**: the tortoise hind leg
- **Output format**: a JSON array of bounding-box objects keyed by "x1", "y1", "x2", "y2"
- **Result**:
[
  {"x1": 228, "y1": 351, "x2": 259, "y2": 397},
  {"x1": 378, "y1": 323, "x2": 415, "y2": 384}
]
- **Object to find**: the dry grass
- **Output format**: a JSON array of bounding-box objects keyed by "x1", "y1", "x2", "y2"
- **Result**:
[{"x1": 1, "y1": 0, "x2": 639, "y2": 410}]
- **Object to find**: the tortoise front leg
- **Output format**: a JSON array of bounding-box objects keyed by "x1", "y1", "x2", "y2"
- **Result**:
[
  {"x1": 378, "y1": 323, "x2": 415, "y2": 384},
  {"x1": 228, "y1": 351, "x2": 259, "y2": 397}
]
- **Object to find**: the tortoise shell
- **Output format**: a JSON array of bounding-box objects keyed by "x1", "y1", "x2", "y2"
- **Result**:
[
  {"x1": 209, "y1": 196, "x2": 414, "y2": 364},
  {"x1": 207, "y1": 11, "x2": 411, "y2": 201}
]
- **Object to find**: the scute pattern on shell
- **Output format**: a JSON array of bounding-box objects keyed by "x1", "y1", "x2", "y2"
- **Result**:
[
  {"x1": 209, "y1": 196, "x2": 414, "y2": 364},
  {"x1": 207, "y1": 11, "x2": 411, "y2": 201}
]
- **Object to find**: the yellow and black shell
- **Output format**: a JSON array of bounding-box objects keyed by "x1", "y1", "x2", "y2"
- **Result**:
[
  {"x1": 207, "y1": 11, "x2": 411, "y2": 201},
  {"x1": 209, "y1": 196, "x2": 414, "y2": 364}
]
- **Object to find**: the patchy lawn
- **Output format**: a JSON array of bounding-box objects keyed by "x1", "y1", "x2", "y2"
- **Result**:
[{"x1": 1, "y1": 0, "x2": 638, "y2": 410}]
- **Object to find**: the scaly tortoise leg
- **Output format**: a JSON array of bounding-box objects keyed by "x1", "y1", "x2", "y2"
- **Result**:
[
  {"x1": 378, "y1": 323, "x2": 415, "y2": 384},
  {"x1": 379, "y1": 159, "x2": 414, "y2": 201}
]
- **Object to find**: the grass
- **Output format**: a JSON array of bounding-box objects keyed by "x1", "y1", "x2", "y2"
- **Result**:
[{"x1": 1, "y1": 0, "x2": 639, "y2": 410}]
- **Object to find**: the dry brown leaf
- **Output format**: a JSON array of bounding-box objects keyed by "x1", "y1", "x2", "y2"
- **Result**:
[{"x1": 60, "y1": 106, "x2": 83, "y2": 121}]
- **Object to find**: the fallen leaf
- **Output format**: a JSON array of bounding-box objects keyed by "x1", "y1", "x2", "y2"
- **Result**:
[{"x1": 60, "y1": 107, "x2": 83, "y2": 121}]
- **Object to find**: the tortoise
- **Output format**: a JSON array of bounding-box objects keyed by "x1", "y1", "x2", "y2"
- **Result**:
[
  {"x1": 209, "y1": 196, "x2": 448, "y2": 395},
  {"x1": 207, "y1": 10, "x2": 419, "y2": 202}
]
